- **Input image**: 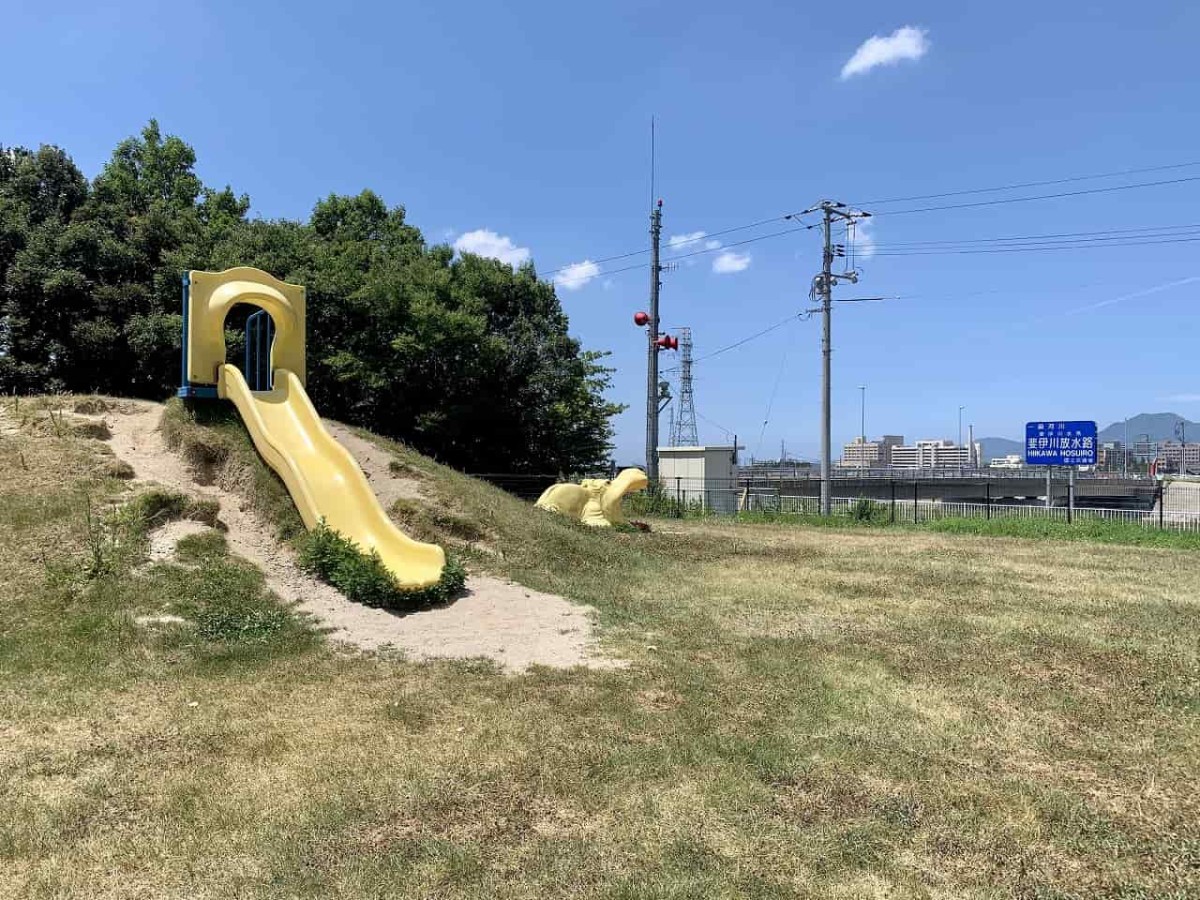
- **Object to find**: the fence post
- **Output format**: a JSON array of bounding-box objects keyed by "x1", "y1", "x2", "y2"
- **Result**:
[
  {"x1": 890, "y1": 479, "x2": 896, "y2": 524},
  {"x1": 675, "y1": 477, "x2": 681, "y2": 504},
  {"x1": 913, "y1": 481, "x2": 919, "y2": 524},
  {"x1": 1160, "y1": 481, "x2": 1165, "y2": 529},
  {"x1": 1045, "y1": 468, "x2": 1052, "y2": 509},
  {"x1": 986, "y1": 479, "x2": 992, "y2": 520}
]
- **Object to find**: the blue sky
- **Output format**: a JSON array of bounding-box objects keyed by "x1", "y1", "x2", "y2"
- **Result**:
[{"x1": 4, "y1": 1, "x2": 1199, "y2": 463}]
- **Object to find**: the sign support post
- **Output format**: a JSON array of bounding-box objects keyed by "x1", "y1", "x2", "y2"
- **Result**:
[
  {"x1": 1026, "y1": 421, "x2": 1097, "y2": 520},
  {"x1": 1068, "y1": 467, "x2": 1075, "y2": 524}
]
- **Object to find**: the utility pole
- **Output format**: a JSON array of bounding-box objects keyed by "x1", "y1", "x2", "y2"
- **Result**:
[
  {"x1": 807, "y1": 200, "x2": 871, "y2": 515},
  {"x1": 645, "y1": 198, "x2": 663, "y2": 480}
]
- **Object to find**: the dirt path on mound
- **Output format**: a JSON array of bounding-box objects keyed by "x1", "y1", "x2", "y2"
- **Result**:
[{"x1": 107, "y1": 401, "x2": 619, "y2": 672}]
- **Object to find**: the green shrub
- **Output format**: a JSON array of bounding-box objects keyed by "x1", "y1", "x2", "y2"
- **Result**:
[
  {"x1": 298, "y1": 521, "x2": 466, "y2": 611},
  {"x1": 847, "y1": 496, "x2": 890, "y2": 525},
  {"x1": 175, "y1": 530, "x2": 228, "y2": 563}
]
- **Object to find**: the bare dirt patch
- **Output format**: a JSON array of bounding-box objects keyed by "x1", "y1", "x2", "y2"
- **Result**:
[{"x1": 106, "y1": 400, "x2": 616, "y2": 672}]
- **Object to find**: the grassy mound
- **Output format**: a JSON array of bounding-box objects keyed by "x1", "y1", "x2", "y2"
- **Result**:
[
  {"x1": 3, "y1": 394, "x2": 1198, "y2": 898},
  {"x1": 161, "y1": 399, "x2": 466, "y2": 608}
]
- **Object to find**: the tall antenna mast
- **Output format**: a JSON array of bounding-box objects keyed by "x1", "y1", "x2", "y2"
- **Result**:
[
  {"x1": 644, "y1": 118, "x2": 664, "y2": 480},
  {"x1": 649, "y1": 115, "x2": 655, "y2": 213}
]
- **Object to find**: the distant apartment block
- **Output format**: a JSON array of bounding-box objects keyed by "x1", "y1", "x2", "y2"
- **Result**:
[
  {"x1": 839, "y1": 435, "x2": 904, "y2": 468},
  {"x1": 1156, "y1": 440, "x2": 1200, "y2": 473},
  {"x1": 889, "y1": 439, "x2": 982, "y2": 469},
  {"x1": 1132, "y1": 440, "x2": 1159, "y2": 462}
]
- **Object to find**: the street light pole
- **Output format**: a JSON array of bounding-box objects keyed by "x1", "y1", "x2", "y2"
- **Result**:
[
  {"x1": 859, "y1": 385, "x2": 866, "y2": 471},
  {"x1": 1123, "y1": 417, "x2": 1128, "y2": 476}
]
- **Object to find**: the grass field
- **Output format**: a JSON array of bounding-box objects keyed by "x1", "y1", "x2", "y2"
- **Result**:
[{"x1": 2, "y1": 397, "x2": 1198, "y2": 898}]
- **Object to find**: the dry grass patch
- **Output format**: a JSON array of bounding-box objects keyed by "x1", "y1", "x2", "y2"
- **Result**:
[{"x1": 2, "y1": 397, "x2": 1198, "y2": 898}]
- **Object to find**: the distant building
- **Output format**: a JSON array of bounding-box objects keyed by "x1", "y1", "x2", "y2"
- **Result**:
[
  {"x1": 1156, "y1": 441, "x2": 1200, "y2": 474},
  {"x1": 839, "y1": 435, "x2": 904, "y2": 468},
  {"x1": 1132, "y1": 439, "x2": 1159, "y2": 462},
  {"x1": 1097, "y1": 441, "x2": 1125, "y2": 471},
  {"x1": 988, "y1": 454, "x2": 1023, "y2": 469},
  {"x1": 890, "y1": 439, "x2": 982, "y2": 469}
]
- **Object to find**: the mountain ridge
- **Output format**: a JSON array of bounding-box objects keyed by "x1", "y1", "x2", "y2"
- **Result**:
[{"x1": 977, "y1": 412, "x2": 1200, "y2": 461}]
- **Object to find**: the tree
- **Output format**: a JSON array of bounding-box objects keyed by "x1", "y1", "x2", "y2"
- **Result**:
[{"x1": 0, "y1": 124, "x2": 620, "y2": 473}]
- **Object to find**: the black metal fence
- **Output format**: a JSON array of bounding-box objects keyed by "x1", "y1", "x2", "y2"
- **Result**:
[
  {"x1": 646, "y1": 474, "x2": 1200, "y2": 531},
  {"x1": 474, "y1": 469, "x2": 1200, "y2": 532}
]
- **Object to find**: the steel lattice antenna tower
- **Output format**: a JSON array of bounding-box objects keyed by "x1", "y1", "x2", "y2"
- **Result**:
[{"x1": 672, "y1": 327, "x2": 699, "y2": 446}]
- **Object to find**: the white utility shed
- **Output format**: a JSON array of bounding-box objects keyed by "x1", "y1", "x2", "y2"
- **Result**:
[{"x1": 657, "y1": 445, "x2": 739, "y2": 513}]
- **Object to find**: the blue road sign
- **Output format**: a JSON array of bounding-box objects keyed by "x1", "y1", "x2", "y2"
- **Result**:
[{"x1": 1025, "y1": 420, "x2": 1098, "y2": 466}]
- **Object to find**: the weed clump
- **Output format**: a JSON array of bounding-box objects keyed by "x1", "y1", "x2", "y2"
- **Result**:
[
  {"x1": 73, "y1": 397, "x2": 111, "y2": 415},
  {"x1": 298, "y1": 521, "x2": 466, "y2": 611},
  {"x1": 190, "y1": 567, "x2": 296, "y2": 645},
  {"x1": 103, "y1": 459, "x2": 136, "y2": 480},
  {"x1": 133, "y1": 489, "x2": 220, "y2": 528},
  {"x1": 175, "y1": 530, "x2": 228, "y2": 563}
]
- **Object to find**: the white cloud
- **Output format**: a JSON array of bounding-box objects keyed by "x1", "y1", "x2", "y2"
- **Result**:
[
  {"x1": 452, "y1": 229, "x2": 530, "y2": 267},
  {"x1": 712, "y1": 251, "x2": 751, "y2": 274},
  {"x1": 667, "y1": 231, "x2": 707, "y2": 251},
  {"x1": 849, "y1": 218, "x2": 875, "y2": 260},
  {"x1": 667, "y1": 232, "x2": 726, "y2": 267},
  {"x1": 840, "y1": 26, "x2": 929, "y2": 80},
  {"x1": 555, "y1": 259, "x2": 600, "y2": 291}
]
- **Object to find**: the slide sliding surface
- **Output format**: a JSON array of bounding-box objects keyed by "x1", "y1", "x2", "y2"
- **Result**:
[{"x1": 218, "y1": 364, "x2": 445, "y2": 589}]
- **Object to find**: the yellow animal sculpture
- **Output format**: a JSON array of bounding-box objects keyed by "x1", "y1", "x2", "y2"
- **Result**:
[{"x1": 535, "y1": 468, "x2": 649, "y2": 527}]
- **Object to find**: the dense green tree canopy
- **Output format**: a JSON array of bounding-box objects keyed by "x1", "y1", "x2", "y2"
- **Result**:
[{"x1": 0, "y1": 122, "x2": 620, "y2": 472}]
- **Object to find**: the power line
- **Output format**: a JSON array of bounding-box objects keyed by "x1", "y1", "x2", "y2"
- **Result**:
[
  {"x1": 856, "y1": 160, "x2": 1200, "y2": 206},
  {"x1": 870, "y1": 175, "x2": 1200, "y2": 218},
  {"x1": 536, "y1": 215, "x2": 807, "y2": 279},
  {"x1": 755, "y1": 336, "x2": 794, "y2": 459},
  {"x1": 695, "y1": 409, "x2": 735, "y2": 440},
  {"x1": 532, "y1": 163, "x2": 1200, "y2": 282},
  {"x1": 661, "y1": 312, "x2": 806, "y2": 374},
  {"x1": 869, "y1": 235, "x2": 1200, "y2": 257},
  {"x1": 861, "y1": 222, "x2": 1200, "y2": 248}
]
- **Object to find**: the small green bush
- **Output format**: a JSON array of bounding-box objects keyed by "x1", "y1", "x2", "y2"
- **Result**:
[
  {"x1": 298, "y1": 521, "x2": 466, "y2": 611},
  {"x1": 847, "y1": 496, "x2": 890, "y2": 525}
]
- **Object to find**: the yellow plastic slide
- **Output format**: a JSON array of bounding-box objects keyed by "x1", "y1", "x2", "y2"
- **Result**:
[{"x1": 217, "y1": 364, "x2": 446, "y2": 589}]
